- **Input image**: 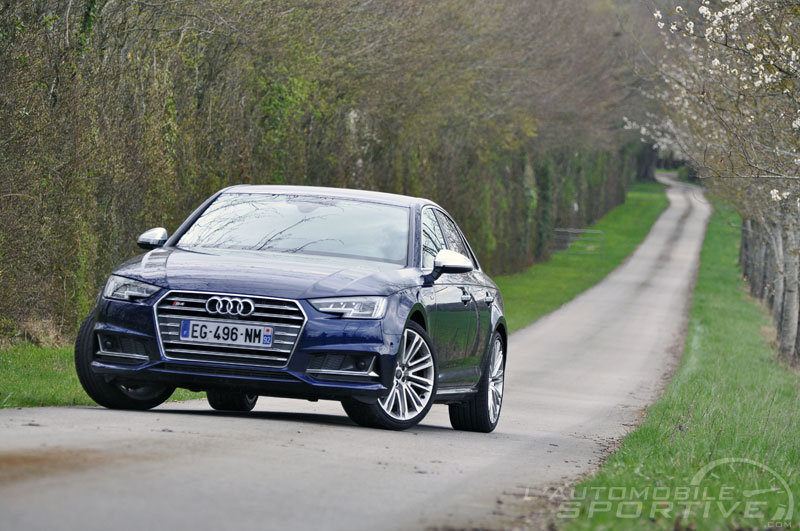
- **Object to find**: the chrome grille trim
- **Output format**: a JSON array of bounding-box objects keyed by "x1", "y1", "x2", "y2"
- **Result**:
[
  {"x1": 161, "y1": 347, "x2": 288, "y2": 361},
  {"x1": 155, "y1": 314, "x2": 302, "y2": 329},
  {"x1": 154, "y1": 290, "x2": 307, "y2": 368}
]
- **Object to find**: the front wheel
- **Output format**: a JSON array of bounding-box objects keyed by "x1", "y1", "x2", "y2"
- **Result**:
[
  {"x1": 449, "y1": 331, "x2": 505, "y2": 433},
  {"x1": 206, "y1": 390, "x2": 258, "y2": 412},
  {"x1": 74, "y1": 315, "x2": 174, "y2": 410},
  {"x1": 342, "y1": 321, "x2": 438, "y2": 430}
]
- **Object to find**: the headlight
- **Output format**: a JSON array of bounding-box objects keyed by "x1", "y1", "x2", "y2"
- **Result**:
[
  {"x1": 309, "y1": 296, "x2": 388, "y2": 319},
  {"x1": 103, "y1": 275, "x2": 160, "y2": 301}
]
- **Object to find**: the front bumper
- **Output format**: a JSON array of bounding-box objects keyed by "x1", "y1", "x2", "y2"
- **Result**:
[{"x1": 92, "y1": 293, "x2": 403, "y2": 402}]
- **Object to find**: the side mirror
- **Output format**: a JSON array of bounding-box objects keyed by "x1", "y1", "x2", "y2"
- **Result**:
[
  {"x1": 430, "y1": 249, "x2": 473, "y2": 281},
  {"x1": 137, "y1": 227, "x2": 169, "y2": 250}
]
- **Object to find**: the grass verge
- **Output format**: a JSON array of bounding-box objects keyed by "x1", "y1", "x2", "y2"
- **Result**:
[
  {"x1": 496, "y1": 180, "x2": 669, "y2": 332},
  {"x1": 0, "y1": 343, "x2": 201, "y2": 408},
  {"x1": 0, "y1": 180, "x2": 669, "y2": 408},
  {"x1": 561, "y1": 200, "x2": 800, "y2": 529}
]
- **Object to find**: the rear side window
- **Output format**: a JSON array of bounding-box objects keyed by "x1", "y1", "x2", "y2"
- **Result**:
[{"x1": 421, "y1": 208, "x2": 446, "y2": 269}]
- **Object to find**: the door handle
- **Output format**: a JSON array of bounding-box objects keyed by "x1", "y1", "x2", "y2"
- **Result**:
[
  {"x1": 483, "y1": 293, "x2": 494, "y2": 305},
  {"x1": 460, "y1": 293, "x2": 472, "y2": 304}
]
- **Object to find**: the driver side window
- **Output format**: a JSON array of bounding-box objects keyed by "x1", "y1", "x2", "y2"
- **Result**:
[
  {"x1": 421, "y1": 208, "x2": 446, "y2": 270},
  {"x1": 435, "y1": 210, "x2": 475, "y2": 267}
]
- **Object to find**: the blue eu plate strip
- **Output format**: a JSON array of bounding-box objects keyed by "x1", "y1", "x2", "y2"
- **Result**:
[{"x1": 180, "y1": 320, "x2": 190, "y2": 339}]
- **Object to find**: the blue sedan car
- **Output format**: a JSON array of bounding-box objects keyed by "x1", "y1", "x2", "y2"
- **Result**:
[{"x1": 75, "y1": 186, "x2": 507, "y2": 431}]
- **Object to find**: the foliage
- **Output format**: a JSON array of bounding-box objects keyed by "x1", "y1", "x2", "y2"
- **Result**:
[{"x1": 0, "y1": 1, "x2": 656, "y2": 338}]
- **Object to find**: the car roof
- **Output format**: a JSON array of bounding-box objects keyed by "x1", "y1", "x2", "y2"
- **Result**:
[{"x1": 222, "y1": 185, "x2": 440, "y2": 209}]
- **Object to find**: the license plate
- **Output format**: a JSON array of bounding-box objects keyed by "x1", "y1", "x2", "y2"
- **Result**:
[{"x1": 179, "y1": 320, "x2": 273, "y2": 347}]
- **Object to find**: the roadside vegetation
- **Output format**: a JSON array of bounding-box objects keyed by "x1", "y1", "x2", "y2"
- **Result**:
[
  {"x1": 497, "y1": 180, "x2": 668, "y2": 332},
  {"x1": 0, "y1": 343, "x2": 201, "y2": 408},
  {"x1": 0, "y1": 1, "x2": 661, "y2": 339},
  {"x1": 0, "y1": 180, "x2": 669, "y2": 408},
  {"x1": 562, "y1": 200, "x2": 800, "y2": 529}
]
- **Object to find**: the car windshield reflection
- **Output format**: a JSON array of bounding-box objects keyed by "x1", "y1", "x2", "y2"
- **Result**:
[{"x1": 177, "y1": 194, "x2": 410, "y2": 265}]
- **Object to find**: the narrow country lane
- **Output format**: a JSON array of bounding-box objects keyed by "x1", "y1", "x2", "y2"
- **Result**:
[{"x1": 0, "y1": 175, "x2": 711, "y2": 531}]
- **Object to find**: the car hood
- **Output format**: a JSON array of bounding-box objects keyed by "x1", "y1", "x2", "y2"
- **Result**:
[{"x1": 113, "y1": 247, "x2": 419, "y2": 299}]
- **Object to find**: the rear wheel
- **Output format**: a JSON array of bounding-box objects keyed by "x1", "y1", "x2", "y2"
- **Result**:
[
  {"x1": 449, "y1": 331, "x2": 505, "y2": 433},
  {"x1": 74, "y1": 315, "x2": 174, "y2": 410},
  {"x1": 342, "y1": 321, "x2": 437, "y2": 430},
  {"x1": 206, "y1": 390, "x2": 258, "y2": 412}
]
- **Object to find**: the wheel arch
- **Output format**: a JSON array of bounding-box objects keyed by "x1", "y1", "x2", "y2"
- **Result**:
[
  {"x1": 492, "y1": 315, "x2": 508, "y2": 361},
  {"x1": 407, "y1": 307, "x2": 427, "y2": 331},
  {"x1": 495, "y1": 322, "x2": 507, "y2": 349}
]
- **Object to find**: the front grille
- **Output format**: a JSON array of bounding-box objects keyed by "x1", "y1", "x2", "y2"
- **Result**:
[{"x1": 155, "y1": 291, "x2": 306, "y2": 368}]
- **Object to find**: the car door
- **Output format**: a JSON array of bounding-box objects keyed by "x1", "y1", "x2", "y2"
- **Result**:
[
  {"x1": 433, "y1": 210, "x2": 481, "y2": 385},
  {"x1": 468, "y1": 271, "x2": 496, "y2": 375}
]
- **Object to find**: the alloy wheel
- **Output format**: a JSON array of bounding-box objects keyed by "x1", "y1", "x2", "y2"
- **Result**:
[
  {"x1": 488, "y1": 336, "x2": 504, "y2": 424},
  {"x1": 379, "y1": 328, "x2": 435, "y2": 421}
]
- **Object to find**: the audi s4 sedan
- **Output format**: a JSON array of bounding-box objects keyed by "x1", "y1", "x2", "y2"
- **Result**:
[{"x1": 75, "y1": 186, "x2": 507, "y2": 431}]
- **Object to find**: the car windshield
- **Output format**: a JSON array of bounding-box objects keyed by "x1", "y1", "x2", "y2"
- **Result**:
[{"x1": 177, "y1": 193, "x2": 409, "y2": 264}]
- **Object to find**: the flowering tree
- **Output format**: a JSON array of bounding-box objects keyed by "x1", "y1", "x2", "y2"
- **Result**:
[{"x1": 642, "y1": 1, "x2": 800, "y2": 356}]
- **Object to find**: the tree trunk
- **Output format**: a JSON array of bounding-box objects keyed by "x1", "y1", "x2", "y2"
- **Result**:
[
  {"x1": 740, "y1": 219, "x2": 751, "y2": 276},
  {"x1": 636, "y1": 145, "x2": 657, "y2": 182},
  {"x1": 747, "y1": 221, "x2": 758, "y2": 294},
  {"x1": 773, "y1": 267, "x2": 785, "y2": 328},
  {"x1": 751, "y1": 230, "x2": 767, "y2": 299},
  {"x1": 771, "y1": 224, "x2": 785, "y2": 327},
  {"x1": 782, "y1": 228, "x2": 799, "y2": 357},
  {"x1": 765, "y1": 243, "x2": 776, "y2": 310},
  {"x1": 760, "y1": 237, "x2": 771, "y2": 300}
]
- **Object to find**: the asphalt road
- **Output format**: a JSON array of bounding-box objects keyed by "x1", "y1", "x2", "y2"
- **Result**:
[{"x1": 0, "y1": 176, "x2": 711, "y2": 531}]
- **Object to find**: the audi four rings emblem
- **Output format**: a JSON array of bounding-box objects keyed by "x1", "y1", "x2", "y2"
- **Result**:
[{"x1": 205, "y1": 296, "x2": 256, "y2": 317}]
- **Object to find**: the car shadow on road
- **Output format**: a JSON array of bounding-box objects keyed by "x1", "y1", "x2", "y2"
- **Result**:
[{"x1": 138, "y1": 406, "x2": 454, "y2": 433}]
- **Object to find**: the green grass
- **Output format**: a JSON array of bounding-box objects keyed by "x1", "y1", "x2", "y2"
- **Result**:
[
  {"x1": 562, "y1": 201, "x2": 800, "y2": 530},
  {"x1": 0, "y1": 343, "x2": 201, "y2": 408},
  {"x1": 0, "y1": 181, "x2": 669, "y2": 408},
  {"x1": 496, "y1": 180, "x2": 670, "y2": 332}
]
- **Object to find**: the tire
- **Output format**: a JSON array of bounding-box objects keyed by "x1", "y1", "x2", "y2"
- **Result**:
[
  {"x1": 342, "y1": 321, "x2": 438, "y2": 430},
  {"x1": 74, "y1": 314, "x2": 175, "y2": 410},
  {"x1": 449, "y1": 330, "x2": 505, "y2": 433},
  {"x1": 206, "y1": 389, "x2": 258, "y2": 412}
]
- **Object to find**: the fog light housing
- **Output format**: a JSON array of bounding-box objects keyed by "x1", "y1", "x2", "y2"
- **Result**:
[{"x1": 306, "y1": 353, "x2": 379, "y2": 382}]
